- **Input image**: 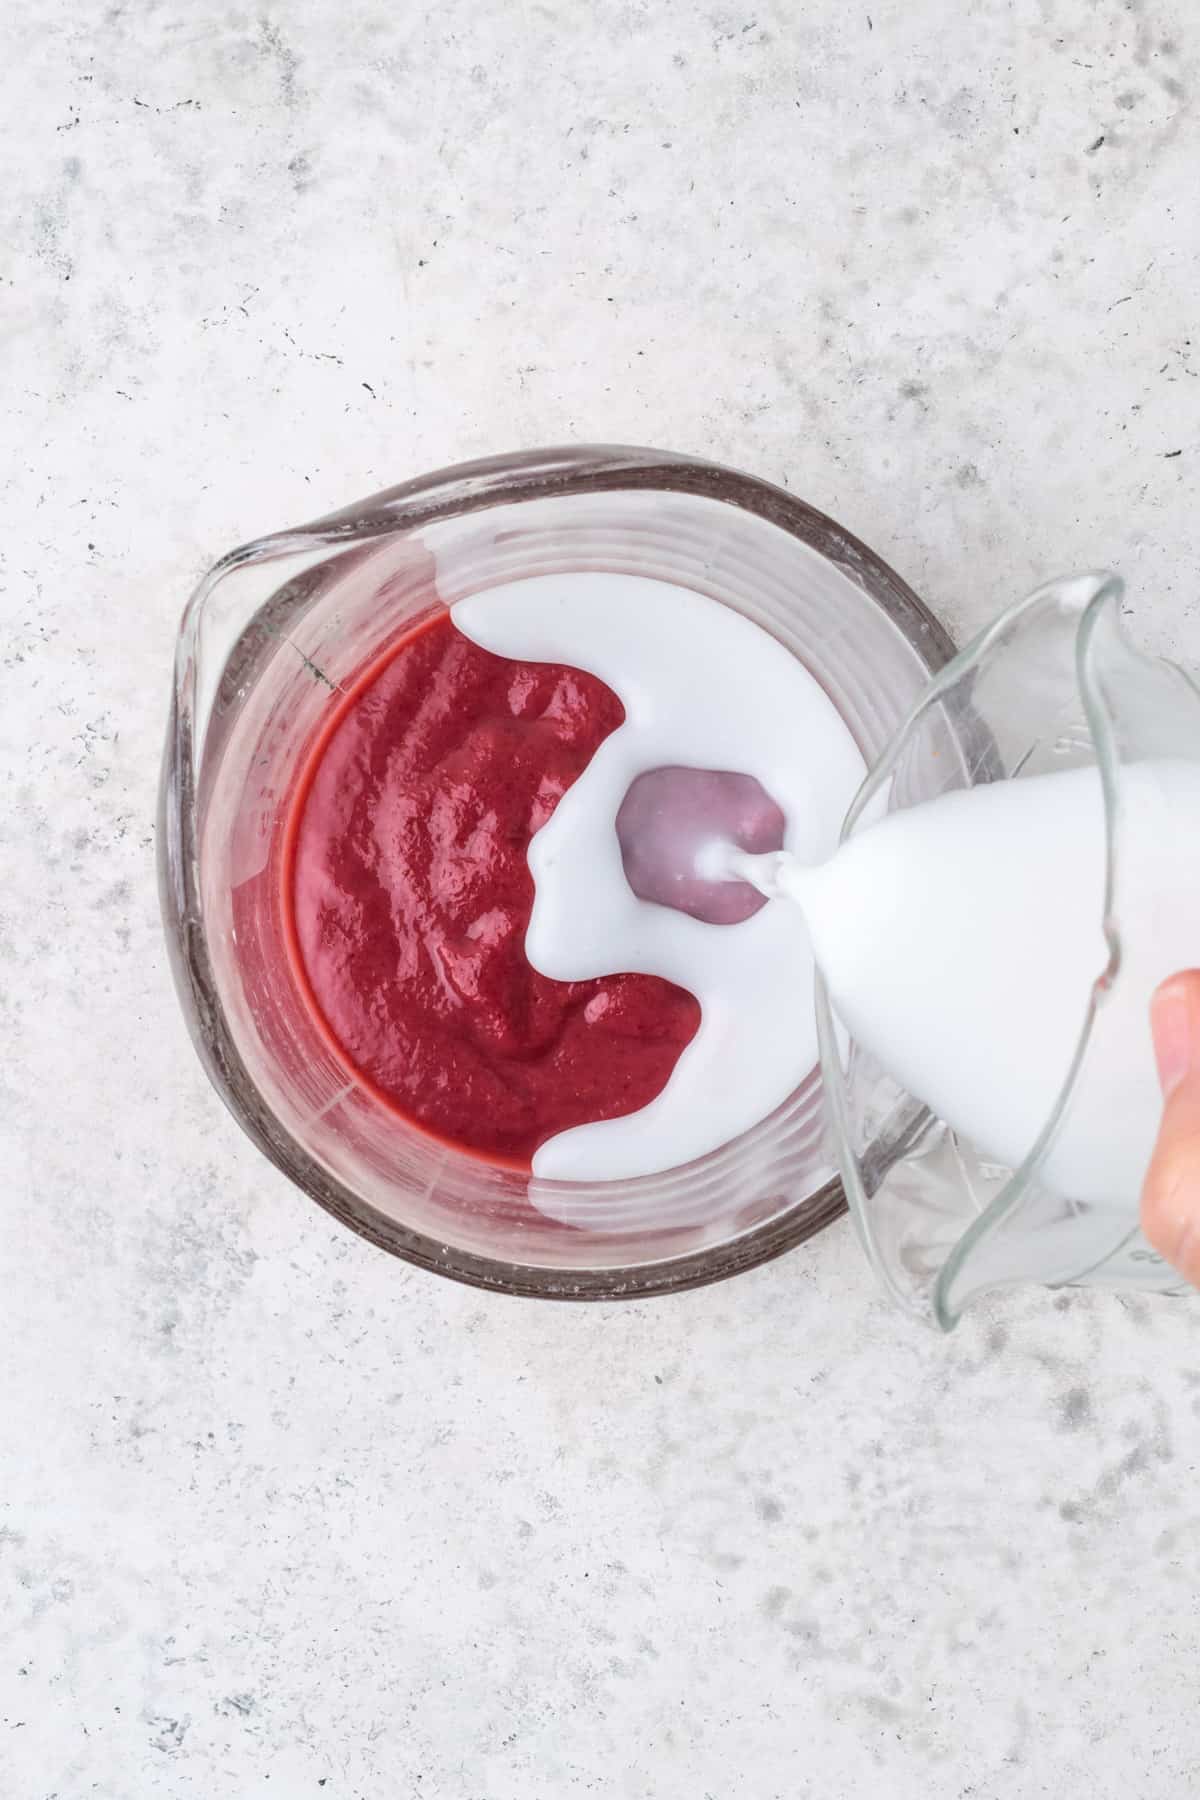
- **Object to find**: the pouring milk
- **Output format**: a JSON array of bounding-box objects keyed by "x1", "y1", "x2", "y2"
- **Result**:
[{"x1": 733, "y1": 758, "x2": 1200, "y2": 1209}]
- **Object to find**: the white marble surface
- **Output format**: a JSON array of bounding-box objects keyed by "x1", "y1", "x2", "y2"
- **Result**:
[{"x1": 4, "y1": 1, "x2": 1200, "y2": 1794}]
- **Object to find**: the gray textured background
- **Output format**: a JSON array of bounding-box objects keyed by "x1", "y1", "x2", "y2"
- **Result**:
[{"x1": 3, "y1": 2, "x2": 1200, "y2": 1795}]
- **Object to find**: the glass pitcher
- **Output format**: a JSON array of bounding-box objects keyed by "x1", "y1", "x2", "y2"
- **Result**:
[
  {"x1": 817, "y1": 570, "x2": 1200, "y2": 1330},
  {"x1": 159, "y1": 445, "x2": 956, "y2": 1299}
]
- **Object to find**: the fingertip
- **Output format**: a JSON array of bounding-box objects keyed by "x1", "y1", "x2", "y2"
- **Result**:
[
  {"x1": 1151, "y1": 971, "x2": 1200, "y2": 1099},
  {"x1": 1142, "y1": 1042, "x2": 1200, "y2": 1283}
]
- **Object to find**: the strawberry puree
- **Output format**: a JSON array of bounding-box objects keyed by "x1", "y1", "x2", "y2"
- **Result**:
[{"x1": 284, "y1": 613, "x2": 699, "y2": 1168}]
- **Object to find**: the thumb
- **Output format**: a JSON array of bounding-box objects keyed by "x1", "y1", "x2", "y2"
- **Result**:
[{"x1": 1141, "y1": 971, "x2": 1200, "y2": 1286}]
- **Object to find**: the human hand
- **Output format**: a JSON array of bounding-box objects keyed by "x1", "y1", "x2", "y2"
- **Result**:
[{"x1": 1141, "y1": 971, "x2": 1200, "y2": 1287}]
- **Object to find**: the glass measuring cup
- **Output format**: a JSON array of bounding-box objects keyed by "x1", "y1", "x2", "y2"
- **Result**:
[
  {"x1": 817, "y1": 571, "x2": 1200, "y2": 1329},
  {"x1": 159, "y1": 445, "x2": 955, "y2": 1298}
]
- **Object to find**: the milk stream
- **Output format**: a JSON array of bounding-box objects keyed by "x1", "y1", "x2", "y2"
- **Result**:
[
  {"x1": 736, "y1": 760, "x2": 1200, "y2": 1209},
  {"x1": 453, "y1": 574, "x2": 865, "y2": 1182}
]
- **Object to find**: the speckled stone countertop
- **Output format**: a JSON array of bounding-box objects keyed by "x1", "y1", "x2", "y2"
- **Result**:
[{"x1": 4, "y1": 2, "x2": 1200, "y2": 1795}]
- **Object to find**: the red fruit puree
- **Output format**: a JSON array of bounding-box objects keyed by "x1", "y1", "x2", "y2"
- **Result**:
[{"x1": 283, "y1": 613, "x2": 700, "y2": 1169}]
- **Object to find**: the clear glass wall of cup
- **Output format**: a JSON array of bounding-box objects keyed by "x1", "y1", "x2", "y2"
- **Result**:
[
  {"x1": 817, "y1": 571, "x2": 1199, "y2": 1330},
  {"x1": 160, "y1": 446, "x2": 957, "y2": 1298}
]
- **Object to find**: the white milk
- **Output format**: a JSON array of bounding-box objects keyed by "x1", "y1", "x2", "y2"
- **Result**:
[
  {"x1": 462, "y1": 575, "x2": 1199, "y2": 1205},
  {"x1": 453, "y1": 574, "x2": 865, "y2": 1181},
  {"x1": 749, "y1": 760, "x2": 1200, "y2": 1207}
]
